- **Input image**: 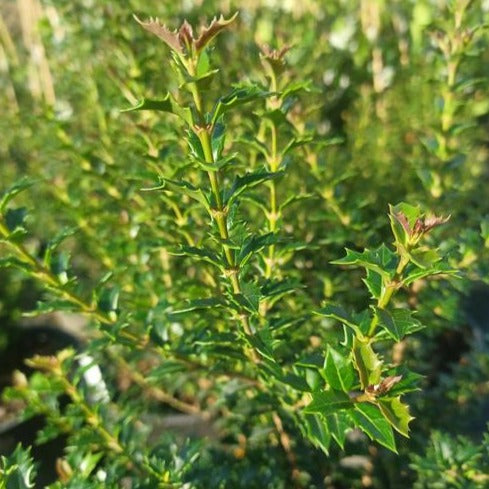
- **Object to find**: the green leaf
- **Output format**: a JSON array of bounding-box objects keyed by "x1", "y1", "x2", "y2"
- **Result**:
[
  {"x1": 0, "y1": 257, "x2": 32, "y2": 272},
  {"x1": 363, "y1": 269, "x2": 383, "y2": 300},
  {"x1": 409, "y1": 248, "x2": 441, "y2": 269},
  {"x1": 98, "y1": 287, "x2": 119, "y2": 314},
  {"x1": 43, "y1": 227, "x2": 77, "y2": 266},
  {"x1": 147, "y1": 362, "x2": 188, "y2": 380},
  {"x1": 0, "y1": 444, "x2": 37, "y2": 489},
  {"x1": 349, "y1": 403, "x2": 397, "y2": 452},
  {"x1": 331, "y1": 245, "x2": 397, "y2": 279},
  {"x1": 239, "y1": 279, "x2": 262, "y2": 312},
  {"x1": 172, "y1": 245, "x2": 222, "y2": 268},
  {"x1": 323, "y1": 346, "x2": 356, "y2": 392},
  {"x1": 196, "y1": 49, "x2": 210, "y2": 77},
  {"x1": 303, "y1": 414, "x2": 331, "y2": 454},
  {"x1": 390, "y1": 202, "x2": 421, "y2": 229},
  {"x1": 325, "y1": 411, "x2": 351, "y2": 449},
  {"x1": 169, "y1": 297, "x2": 224, "y2": 316},
  {"x1": 352, "y1": 337, "x2": 382, "y2": 390},
  {"x1": 316, "y1": 303, "x2": 363, "y2": 337},
  {"x1": 375, "y1": 308, "x2": 405, "y2": 342},
  {"x1": 282, "y1": 373, "x2": 311, "y2": 392},
  {"x1": 375, "y1": 309, "x2": 424, "y2": 341},
  {"x1": 5, "y1": 207, "x2": 28, "y2": 232},
  {"x1": 378, "y1": 397, "x2": 414, "y2": 437},
  {"x1": 281, "y1": 136, "x2": 314, "y2": 157},
  {"x1": 150, "y1": 178, "x2": 210, "y2": 212},
  {"x1": 0, "y1": 177, "x2": 35, "y2": 213},
  {"x1": 224, "y1": 171, "x2": 281, "y2": 206},
  {"x1": 121, "y1": 93, "x2": 193, "y2": 125},
  {"x1": 120, "y1": 96, "x2": 173, "y2": 112},
  {"x1": 238, "y1": 233, "x2": 277, "y2": 266},
  {"x1": 402, "y1": 262, "x2": 458, "y2": 286},
  {"x1": 260, "y1": 278, "x2": 300, "y2": 300},
  {"x1": 50, "y1": 251, "x2": 70, "y2": 284},
  {"x1": 303, "y1": 389, "x2": 353, "y2": 415},
  {"x1": 211, "y1": 121, "x2": 226, "y2": 160},
  {"x1": 211, "y1": 85, "x2": 270, "y2": 124},
  {"x1": 246, "y1": 333, "x2": 275, "y2": 362}
]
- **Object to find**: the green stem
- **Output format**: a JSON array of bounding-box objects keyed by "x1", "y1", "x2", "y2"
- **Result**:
[
  {"x1": 1, "y1": 216, "x2": 259, "y2": 381},
  {"x1": 58, "y1": 375, "x2": 178, "y2": 486},
  {"x1": 367, "y1": 254, "x2": 410, "y2": 337},
  {"x1": 186, "y1": 65, "x2": 258, "y2": 353},
  {"x1": 261, "y1": 71, "x2": 282, "y2": 316}
]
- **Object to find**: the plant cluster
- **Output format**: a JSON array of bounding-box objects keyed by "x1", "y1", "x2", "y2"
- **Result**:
[{"x1": 0, "y1": 1, "x2": 488, "y2": 488}]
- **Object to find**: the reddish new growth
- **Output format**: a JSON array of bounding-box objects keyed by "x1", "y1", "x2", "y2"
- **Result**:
[
  {"x1": 259, "y1": 43, "x2": 291, "y2": 61},
  {"x1": 133, "y1": 13, "x2": 238, "y2": 56},
  {"x1": 366, "y1": 375, "x2": 403, "y2": 396},
  {"x1": 395, "y1": 211, "x2": 450, "y2": 243}
]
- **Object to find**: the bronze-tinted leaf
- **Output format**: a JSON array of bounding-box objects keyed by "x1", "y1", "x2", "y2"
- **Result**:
[
  {"x1": 178, "y1": 20, "x2": 194, "y2": 49},
  {"x1": 422, "y1": 214, "x2": 450, "y2": 233},
  {"x1": 133, "y1": 15, "x2": 183, "y2": 54},
  {"x1": 394, "y1": 211, "x2": 411, "y2": 235},
  {"x1": 259, "y1": 43, "x2": 291, "y2": 61},
  {"x1": 194, "y1": 13, "x2": 238, "y2": 53}
]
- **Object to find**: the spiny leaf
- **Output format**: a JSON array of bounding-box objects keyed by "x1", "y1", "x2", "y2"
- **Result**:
[
  {"x1": 5, "y1": 207, "x2": 28, "y2": 232},
  {"x1": 375, "y1": 309, "x2": 424, "y2": 341},
  {"x1": 331, "y1": 244, "x2": 397, "y2": 279},
  {"x1": 363, "y1": 269, "x2": 383, "y2": 300},
  {"x1": 325, "y1": 411, "x2": 351, "y2": 449},
  {"x1": 378, "y1": 397, "x2": 414, "y2": 437},
  {"x1": 316, "y1": 303, "x2": 363, "y2": 337},
  {"x1": 172, "y1": 245, "x2": 222, "y2": 267},
  {"x1": 122, "y1": 93, "x2": 193, "y2": 125},
  {"x1": 323, "y1": 346, "x2": 356, "y2": 392},
  {"x1": 212, "y1": 85, "x2": 270, "y2": 124},
  {"x1": 169, "y1": 297, "x2": 225, "y2": 316},
  {"x1": 375, "y1": 307, "x2": 405, "y2": 342},
  {"x1": 133, "y1": 15, "x2": 184, "y2": 53},
  {"x1": 238, "y1": 233, "x2": 277, "y2": 266},
  {"x1": 0, "y1": 177, "x2": 36, "y2": 213},
  {"x1": 120, "y1": 95, "x2": 172, "y2": 113},
  {"x1": 303, "y1": 389, "x2": 353, "y2": 415},
  {"x1": 144, "y1": 178, "x2": 210, "y2": 211},
  {"x1": 0, "y1": 444, "x2": 37, "y2": 489},
  {"x1": 303, "y1": 414, "x2": 331, "y2": 454},
  {"x1": 282, "y1": 373, "x2": 311, "y2": 392},
  {"x1": 225, "y1": 171, "x2": 282, "y2": 206},
  {"x1": 352, "y1": 337, "x2": 382, "y2": 390},
  {"x1": 194, "y1": 13, "x2": 239, "y2": 53},
  {"x1": 349, "y1": 403, "x2": 397, "y2": 452}
]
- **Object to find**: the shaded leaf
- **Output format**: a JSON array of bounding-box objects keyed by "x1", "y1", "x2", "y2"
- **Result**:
[
  {"x1": 331, "y1": 244, "x2": 397, "y2": 279},
  {"x1": 0, "y1": 177, "x2": 35, "y2": 212},
  {"x1": 375, "y1": 307, "x2": 405, "y2": 342},
  {"x1": 169, "y1": 297, "x2": 225, "y2": 316},
  {"x1": 349, "y1": 403, "x2": 397, "y2": 452},
  {"x1": 224, "y1": 171, "x2": 281, "y2": 206},
  {"x1": 303, "y1": 414, "x2": 331, "y2": 454},
  {"x1": 303, "y1": 389, "x2": 353, "y2": 415},
  {"x1": 326, "y1": 411, "x2": 351, "y2": 449},
  {"x1": 323, "y1": 346, "x2": 356, "y2": 392},
  {"x1": 378, "y1": 397, "x2": 414, "y2": 437},
  {"x1": 212, "y1": 85, "x2": 270, "y2": 124},
  {"x1": 316, "y1": 303, "x2": 363, "y2": 337}
]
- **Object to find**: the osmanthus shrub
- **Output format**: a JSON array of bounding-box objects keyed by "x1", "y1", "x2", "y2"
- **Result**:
[{"x1": 0, "y1": 12, "x2": 456, "y2": 489}]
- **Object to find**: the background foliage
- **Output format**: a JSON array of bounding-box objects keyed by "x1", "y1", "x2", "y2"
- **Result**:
[{"x1": 0, "y1": 0, "x2": 489, "y2": 487}]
